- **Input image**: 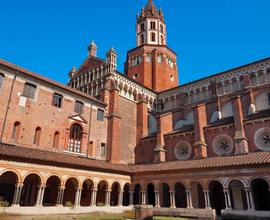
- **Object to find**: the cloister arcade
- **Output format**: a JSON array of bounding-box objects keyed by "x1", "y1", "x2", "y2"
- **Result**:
[
  {"x1": 0, "y1": 170, "x2": 131, "y2": 208},
  {"x1": 0, "y1": 170, "x2": 270, "y2": 216}
]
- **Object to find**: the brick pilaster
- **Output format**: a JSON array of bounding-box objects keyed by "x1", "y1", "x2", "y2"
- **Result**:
[
  {"x1": 231, "y1": 95, "x2": 249, "y2": 154},
  {"x1": 154, "y1": 112, "x2": 173, "y2": 163},
  {"x1": 136, "y1": 98, "x2": 148, "y2": 144},
  {"x1": 193, "y1": 103, "x2": 208, "y2": 159}
]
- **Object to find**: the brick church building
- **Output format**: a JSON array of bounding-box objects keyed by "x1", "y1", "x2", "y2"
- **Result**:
[{"x1": 0, "y1": 0, "x2": 270, "y2": 218}]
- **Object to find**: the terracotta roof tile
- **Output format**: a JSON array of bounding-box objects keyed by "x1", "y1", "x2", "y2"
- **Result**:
[
  {"x1": 0, "y1": 143, "x2": 131, "y2": 175},
  {"x1": 130, "y1": 151, "x2": 270, "y2": 173}
]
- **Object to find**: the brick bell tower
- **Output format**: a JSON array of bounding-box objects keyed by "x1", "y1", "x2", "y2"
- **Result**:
[{"x1": 125, "y1": 0, "x2": 179, "y2": 92}]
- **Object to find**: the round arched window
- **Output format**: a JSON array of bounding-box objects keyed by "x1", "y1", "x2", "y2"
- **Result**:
[
  {"x1": 212, "y1": 134, "x2": 234, "y2": 155},
  {"x1": 68, "y1": 123, "x2": 83, "y2": 153},
  {"x1": 174, "y1": 141, "x2": 192, "y2": 160},
  {"x1": 254, "y1": 127, "x2": 270, "y2": 151}
]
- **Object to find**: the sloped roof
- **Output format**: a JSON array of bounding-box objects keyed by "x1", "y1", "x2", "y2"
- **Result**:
[
  {"x1": 0, "y1": 143, "x2": 270, "y2": 175},
  {"x1": 130, "y1": 152, "x2": 270, "y2": 173}
]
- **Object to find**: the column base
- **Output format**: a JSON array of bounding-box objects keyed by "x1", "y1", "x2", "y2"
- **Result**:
[
  {"x1": 56, "y1": 204, "x2": 63, "y2": 207},
  {"x1": 34, "y1": 204, "x2": 43, "y2": 207},
  {"x1": 170, "y1": 206, "x2": 176, "y2": 209},
  {"x1": 11, "y1": 204, "x2": 20, "y2": 207}
]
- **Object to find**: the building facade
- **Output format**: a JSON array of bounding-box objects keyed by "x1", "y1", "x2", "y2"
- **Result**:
[{"x1": 0, "y1": 0, "x2": 270, "y2": 218}]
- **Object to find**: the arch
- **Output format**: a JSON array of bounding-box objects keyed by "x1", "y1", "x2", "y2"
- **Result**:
[
  {"x1": 226, "y1": 177, "x2": 247, "y2": 188},
  {"x1": 33, "y1": 127, "x2": 41, "y2": 146},
  {"x1": 209, "y1": 180, "x2": 225, "y2": 216},
  {"x1": 43, "y1": 175, "x2": 61, "y2": 206},
  {"x1": 228, "y1": 179, "x2": 248, "y2": 210},
  {"x1": 0, "y1": 171, "x2": 19, "y2": 206},
  {"x1": 0, "y1": 169, "x2": 22, "y2": 183},
  {"x1": 133, "y1": 184, "x2": 141, "y2": 205},
  {"x1": 11, "y1": 121, "x2": 21, "y2": 142},
  {"x1": 81, "y1": 179, "x2": 94, "y2": 206},
  {"x1": 251, "y1": 178, "x2": 270, "y2": 211},
  {"x1": 63, "y1": 177, "x2": 79, "y2": 206},
  {"x1": 160, "y1": 182, "x2": 170, "y2": 207},
  {"x1": 53, "y1": 131, "x2": 60, "y2": 149},
  {"x1": 68, "y1": 123, "x2": 83, "y2": 153},
  {"x1": 221, "y1": 102, "x2": 233, "y2": 118},
  {"x1": 147, "y1": 183, "x2": 155, "y2": 206},
  {"x1": 123, "y1": 183, "x2": 130, "y2": 206},
  {"x1": 63, "y1": 176, "x2": 80, "y2": 186},
  {"x1": 44, "y1": 174, "x2": 63, "y2": 186},
  {"x1": 21, "y1": 173, "x2": 41, "y2": 206},
  {"x1": 254, "y1": 92, "x2": 270, "y2": 112},
  {"x1": 110, "y1": 181, "x2": 120, "y2": 206},
  {"x1": 191, "y1": 181, "x2": 205, "y2": 208},
  {"x1": 174, "y1": 182, "x2": 187, "y2": 208},
  {"x1": 96, "y1": 180, "x2": 108, "y2": 206}
]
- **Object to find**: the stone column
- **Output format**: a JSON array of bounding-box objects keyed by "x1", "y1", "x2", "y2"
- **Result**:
[
  {"x1": 245, "y1": 187, "x2": 255, "y2": 210},
  {"x1": 154, "y1": 190, "x2": 160, "y2": 208},
  {"x1": 118, "y1": 190, "x2": 123, "y2": 206},
  {"x1": 129, "y1": 191, "x2": 134, "y2": 206},
  {"x1": 56, "y1": 186, "x2": 65, "y2": 206},
  {"x1": 186, "y1": 189, "x2": 193, "y2": 208},
  {"x1": 141, "y1": 191, "x2": 146, "y2": 205},
  {"x1": 91, "y1": 187, "x2": 97, "y2": 206},
  {"x1": 105, "y1": 189, "x2": 111, "y2": 206},
  {"x1": 12, "y1": 183, "x2": 23, "y2": 206},
  {"x1": 35, "y1": 184, "x2": 46, "y2": 206},
  {"x1": 223, "y1": 188, "x2": 232, "y2": 209},
  {"x1": 169, "y1": 190, "x2": 176, "y2": 208},
  {"x1": 203, "y1": 190, "x2": 211, "y2": 209},
  {"x1": 75, "y1": 187, "x2": 82, "y2": 206}
]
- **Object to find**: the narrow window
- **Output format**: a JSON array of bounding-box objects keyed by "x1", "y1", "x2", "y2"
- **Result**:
[
  {"x1": 140, "y1": 34, "x2": 144, "y2": 45},
  {"x1": 53, "y1": 131, "x2": 60, "y2": 149},
  {"x1": 100, "y1": 143, "x2": 106, "y2": 157},
  {"x1": 33, "y1": 127, "x2": 41, "y2": 146},
  {"x1": 97, "y1": 109, "x2": 105, "y2": 121},
  {"x1": 52, "y1": 93, "x2": 63, "y2": 108},
  {"x1": 268, "y1": 93, "x2": 270, "y2": 105},
  {"x1": 161, "y1": 36, "x2": 164, "y2": 45},
  {"x1": 68, "y1": 123, "x2": 82, "y2": 153},
  {"x1": 0, "y1": 74, "x2": 4, "y2": 89},
  {"x1": 23, "y1": 82, "x2": 36, "y2": 99},
  {"x1": 150, "y1": 21, "x2": 156, "y2": 30},
  {"x1": 157, "y1": 54, "x2": 162, "y2": 63},
  {"x1": 160, "y1": 24, "x2": 164, "y2": 33},
  {"x1": 12, "y1": 122, "x2": 21, "y2": 142},
  {"x1": 151, "y1": 33, "x2": 156, "y2": 42},
  {"x1": 146, "y1": 53, "x2": 152, "y2": 62},
  {"x1": 140, "y1": 23, "x2": 145, "y2": 32},
  {"x1": 74, "y1": 101, "x2": 84, "y2": 114}
]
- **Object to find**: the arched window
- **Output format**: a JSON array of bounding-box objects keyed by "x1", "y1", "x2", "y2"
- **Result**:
[
  {"x1": 68, "y1": 124, "x2": 82, "y2": 153},
  {"x1": 11, "y1": 122, "x2": 21, "y2": 142},
  {"x1": 53, "y1": 131, "x2": 60, "y2": 149},
  {"x1": 33, "y1": 127, "x2": 41, "y2": 146},
  {"x1": 140, "y1": 34, "x2": 144, "y2": 45},
  {"x1": 0, "y1": 73, "x2": 4, "y2": 89},
  {"x1": 151, "y1": 33, "x2": 156, "y2": 42}
]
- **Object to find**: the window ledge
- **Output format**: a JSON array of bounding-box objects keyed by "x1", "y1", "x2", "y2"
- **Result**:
[{"x1": 63, "y1": 150, "x2": 86, "y2": 157}]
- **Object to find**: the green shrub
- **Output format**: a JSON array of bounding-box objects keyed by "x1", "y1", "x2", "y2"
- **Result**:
[
  {"x1": 96, "y1": 202, "x2": 105, "y2": 207},
  {"x1": 0, "y1": 201, "x2": 9, "y2": 207},
  {"x1": 64, "y1": 201, "x2": 74, "y2": 209}
]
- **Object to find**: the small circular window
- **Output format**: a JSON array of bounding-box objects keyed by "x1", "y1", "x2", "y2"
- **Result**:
[
  {"x1": 175, "y1": 141, "x2": 192, "y2": 160},
  {"x1": 133, "y1": 73, "x2": 139, "y2": 79},
  {"x1": 212, "y1": 134, "x2": 234, "y2": 155},
  {"x1": 254, "y1": 127, "x2": 270, "y2": 151},
  {"x1": 170, "y1": 74, "x2": 174, "y2": 82}
]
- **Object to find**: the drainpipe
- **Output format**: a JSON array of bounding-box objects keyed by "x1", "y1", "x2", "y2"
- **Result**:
[{"x1": 0, "y1": 70, "x2": 18, "y2": 143}]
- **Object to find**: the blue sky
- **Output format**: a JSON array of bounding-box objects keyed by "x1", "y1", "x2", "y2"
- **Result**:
[{"x1": 0, "y1": 0, "x2": 269, "y2": 85}]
